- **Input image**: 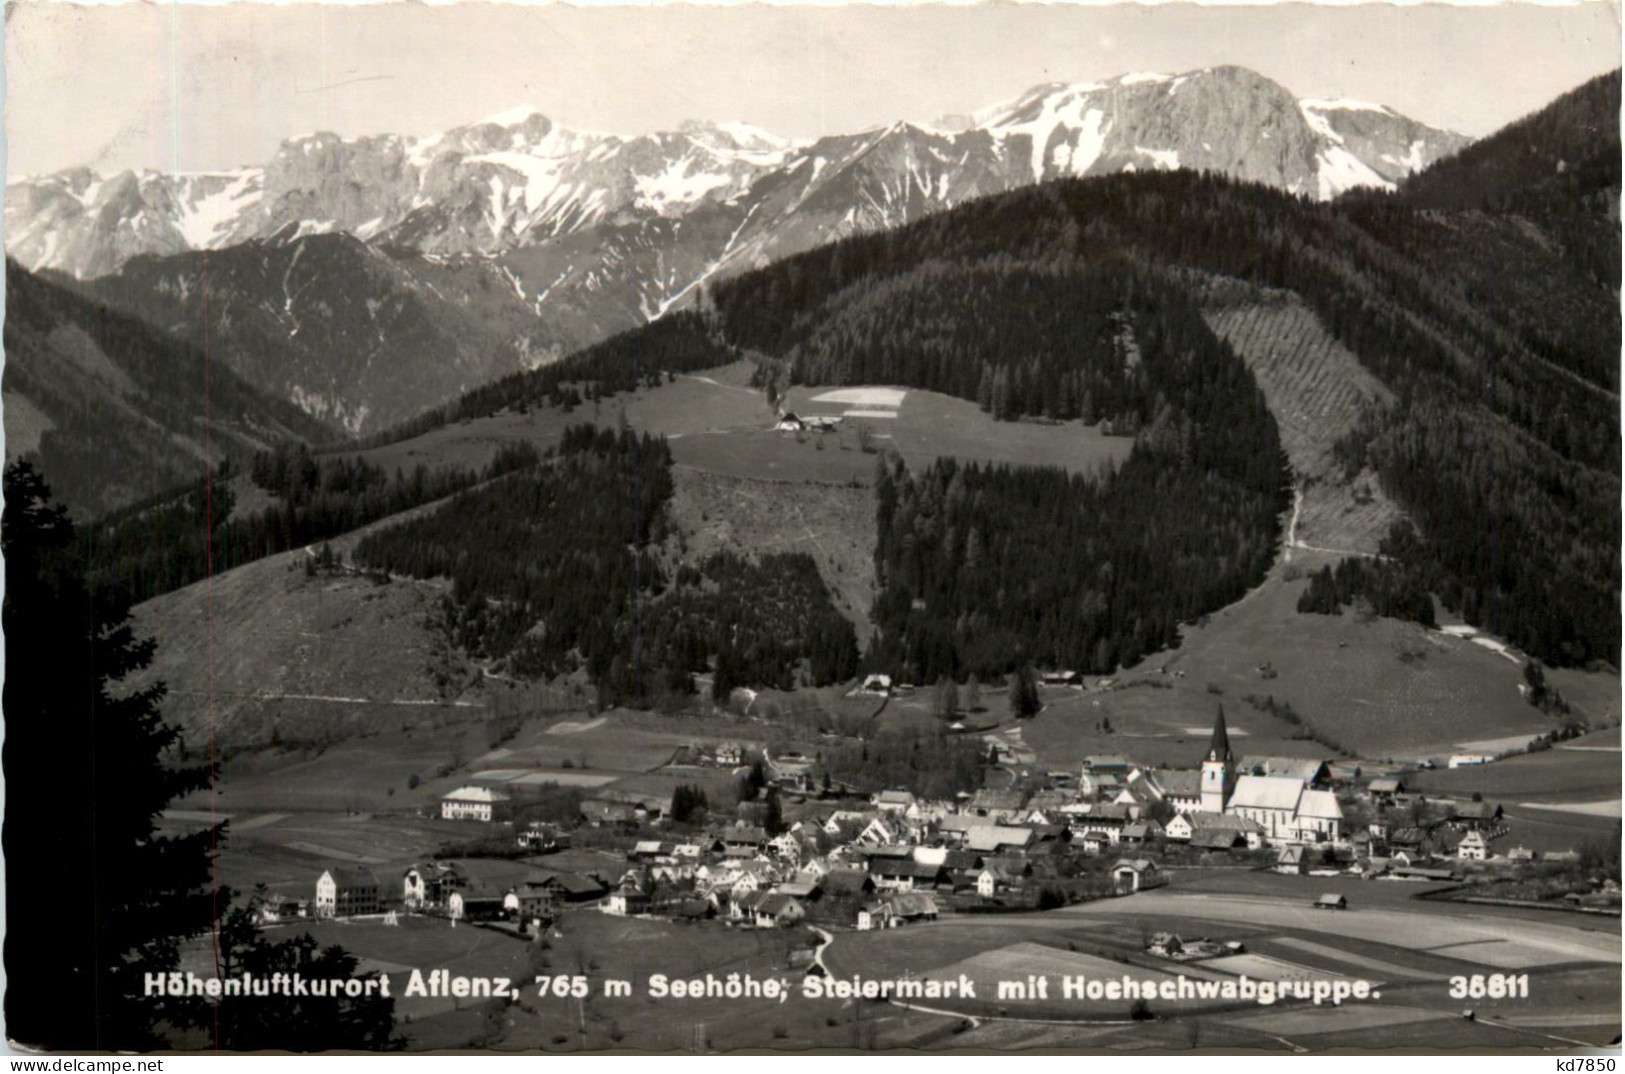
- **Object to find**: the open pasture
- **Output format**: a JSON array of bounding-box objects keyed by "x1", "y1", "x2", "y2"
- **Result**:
[
  {"x1": 469, "y1": 912, "x2": 857, "y2": 1053},
  {"x1": 666, "y1": 465, "x2": 878, "y2": 642},
  {"x1": 1409, "y1": 746, "x2": 1620, "y2": 801},
  {"x1": 1491, "y1": 805, "x2": 1620, "y2": 856},
  {"x1": 1065, "y1": 890, "x2": 1620, "y2": 970},
  {"x1": 782, "y1": 382, "x2": 1131, "y2": 477},
  {"x1": 1023, "y1": 567, "x2": 1593, "y2": 767},
  {"x1": 353, "y1": 403, "x2": 596, "y2": 475}
]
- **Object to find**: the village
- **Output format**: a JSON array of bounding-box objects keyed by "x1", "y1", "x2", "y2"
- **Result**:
[{"x1": 250, "y1": 707, "x2": 1616, "y2": 941}]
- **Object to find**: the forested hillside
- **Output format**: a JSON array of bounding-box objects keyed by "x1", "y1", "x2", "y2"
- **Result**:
[
  {"x1": 863, "y1": 269, "x2": 1284, "y2": 681},
  {"x1": 354, "y1": 426, "x2": 673, "y2": 693},
  {"x1": 351, "y1": 426, "x2": 859, "y2": 702},
  {"x1": 697, "y1": 75, "x2": 1619, "y2": 667},
  {"x1": 79, "y1": 441, "x2": 540, "y2": 607},
  {"x1": 3, "y1": 260, "x2": 337, "y2": 516},
  {"x1": 300, "y1": 72, "x2": 1618, "y2": 671}
]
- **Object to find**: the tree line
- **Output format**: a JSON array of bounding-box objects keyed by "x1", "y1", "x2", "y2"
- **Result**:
[{"x1": 78, "y1": 440, "x2": 541, "y2": 606}]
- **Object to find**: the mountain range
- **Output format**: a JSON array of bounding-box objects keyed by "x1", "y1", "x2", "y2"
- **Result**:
[{"x1": 6, "y1": 66, "x2": 1470, "y2": 434}]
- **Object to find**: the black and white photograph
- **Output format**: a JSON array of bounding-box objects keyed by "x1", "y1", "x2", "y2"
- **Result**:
[{"x1": 1, "y1": 0, "x2": 1620, "y2": 1056}]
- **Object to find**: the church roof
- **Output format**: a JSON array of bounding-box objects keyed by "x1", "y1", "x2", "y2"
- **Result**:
[
  {"x1": 1239, "y1": 756, "x2": 1328, "y2": 783},
  {"x1": 1207, "y1": 707, "x2": 1234, "y2": 764},
  {"x1": 1229, "y1": 776, "x2": 1304, "y2": 812},
  {"x1": 1297, "y1": 789, "x2": 1343, "y2": 821}
]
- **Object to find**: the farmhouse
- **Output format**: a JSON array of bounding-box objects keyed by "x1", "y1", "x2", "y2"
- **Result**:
[
  {"x1": 403, "y1": 861, "x2": 470, "y2": 909},
  {"x1": 1274, "y1": 845, "x2": 1309, "y2": 875},
  {"x1": 855, "y1": 816, "x2": 904, "y2": 846},
  {"x1": 449, "y1": 891, "x2": 510, "y2": 922},
  {"x1": 1188, "y1": 814, "x2": 1264, "y2": 850},
  {"x1": 255, "y1": 887, "x2": 309, "y2": 924},
  {"x1": 530, "y1": 870, "x2": 607, "y2": 904},
  {"x1": 751, "y1": 893, "x2": 806, "y2": 928},
  {"x1": 1368, "y1": 777, "x2": 1405, "y2": 804},
  {"x1": 858, "y1": 892, "x2": 939, "y2": 930},
  {"x1": 858, "y1": 674, "x2": 893, "y2": 697},
  {"x1": 873, "y1": 789, "x2": 918, "y2": 815},
  {"x1": 605, "y1": 876, "x2": 650, "y2": 917},
  {"x1": 868, "y1": 859, "x2": 947, "y2": 892},
  {"x1": 964, "y1": 824, "x2": 1036, "y2": 854},
  {"x1": 1121, "y1": 820, "x2": 1164, "y2": 845},
  {"x1": 1150, "y1": 769, "x2": 1203, "y2": 814},
  {"x1": 720, "y1": 824, "x2": 769, "y2": 849},
  {"x1": 314, "y1": 865, "x2": 381, "y2": 919},
  {"x1": 1457, "y1": 830, "x2": 1490, "y2": 861},
  {"x1": 967, "y1": 789, "x2": 1027, "y2": 821},
  {"x1": 580, "y1": 798, "x2": 639, "y2": 825},
  {"x1": 440, "y1": 785, "x2": 512, "y2": 823},
  {"x1": 975, "y1": 867, "x2": 1020, "y2": 898},
  {"x1": 1449, "y1": 801, "x2": 1506, "y2": 832}
]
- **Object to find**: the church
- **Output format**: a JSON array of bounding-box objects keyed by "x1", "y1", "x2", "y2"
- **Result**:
[{"x1": 1195, "y1": 708, "x2": 1343, "y2": 845}]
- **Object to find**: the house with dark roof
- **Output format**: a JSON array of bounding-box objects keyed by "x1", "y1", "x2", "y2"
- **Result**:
[
  {"x1": 1368, "y1": 777, "x2": 1405, "y2": 804},
  {"x1": 315, "y1": 865, "x2": 380, "y2": 918},
  {"x1": 721, "y1": 825, "x2": 769, "y2": 848},
  {"x1": 751, "y1": 893, "x2": 806, "y2": 928},
  {"x1": 964, "y1": 824, "x2": 1036, "y2": 854},
  {"x1": 1448, "y1": 801, "x2": 1505, "y2": 831},
  {"x1": 868, "y1": 858, "x2": 948, "y2": 892},
  {"x1": 1275, "y1": 845, "x2": 1309, "y2": 874},
  {"x1": 858, "y1": 892, "x2": 939, "y2": 930},
  {"x1": 1152, "y1": 769, "x2": 1203, "y2": 813},
  {"x1": 1121, "y1": 820, "x2": 1164, "y2": 845},
  {"x1": 967, "y1": 790, "x2": 1027, "y2": 821}
]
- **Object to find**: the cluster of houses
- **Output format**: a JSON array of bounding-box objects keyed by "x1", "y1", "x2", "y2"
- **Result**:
[{"x1": 276, "y1": 709, "x2": 1537, "y2": 936}]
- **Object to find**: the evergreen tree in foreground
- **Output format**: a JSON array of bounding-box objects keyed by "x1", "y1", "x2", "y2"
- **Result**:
[{"x1": 3, "y1": 461, "x2": 218, "y2": 1048}]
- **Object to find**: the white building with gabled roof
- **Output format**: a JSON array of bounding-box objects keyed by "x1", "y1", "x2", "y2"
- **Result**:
[{"x1": 441, "y1": 785, "x2": 512, "y2": 823}]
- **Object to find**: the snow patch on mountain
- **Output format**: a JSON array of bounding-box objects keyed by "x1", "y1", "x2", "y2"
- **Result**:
[
  {"x1": 1316, "y1": 146, "x2": 1391, "y2": 198},
  {"x1": 174, "y1": 172, "x2": 262, "y2": 247},
  {"x1": 634, "y1": 160, "x2": 737, "y2": 215},
  {"x1": 1134, "y1": 146, "x2": 1180, "y2": 170}
]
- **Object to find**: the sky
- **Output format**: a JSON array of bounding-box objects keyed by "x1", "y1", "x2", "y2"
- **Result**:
[{"x1": 5, "y1": 1, "x2": 1620, "y2": 177}]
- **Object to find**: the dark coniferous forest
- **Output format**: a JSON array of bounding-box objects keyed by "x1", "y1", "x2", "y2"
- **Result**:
[
  {"x1": 354, "y1": 426, "x2": 674, "y2": 693},
  {"x1": 352, "y1": 427, "x2": 861, "y2": 701},
  {"x1": 80, "y1": 441, "x2": 541, "y2": 606},
  {"x1": 650, "y1": 552, "x2": 861, "y2": 696},
  {"x1": 863, "y1": 271, "x2": 1286, "y2": 682},
  {"x1": 695, "y1": 72, "x2": 1620, "y2": 667}
]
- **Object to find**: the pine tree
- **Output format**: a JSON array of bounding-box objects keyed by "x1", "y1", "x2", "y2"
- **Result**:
[
  {"x1": 763, "y1": 785, "x2": 785, "y2": 836},
  {"x1": 1009, "y1": 664, "x2": 1041, "y2": 719},
  {"x1": 4, "y1": 461, "x2": 218, "y2": 1049}
]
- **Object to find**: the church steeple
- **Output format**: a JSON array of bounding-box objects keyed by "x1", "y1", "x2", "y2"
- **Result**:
[
  {"x1": 1201, "y1": 705, "x2": 1236, "y2": 813},
  {"x1": 1207, "y1": 704, "x2": 1233, "y2": 764}
]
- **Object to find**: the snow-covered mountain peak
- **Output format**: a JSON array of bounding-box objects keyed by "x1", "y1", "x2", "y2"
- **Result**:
[{"x1": 7, "y1": 65, "x2": 1473, "y2": 279}]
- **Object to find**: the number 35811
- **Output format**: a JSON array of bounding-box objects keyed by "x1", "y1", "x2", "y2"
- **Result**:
[{"x1": 1449, "y1": 974, "x2": 1529, "y2": 999}]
